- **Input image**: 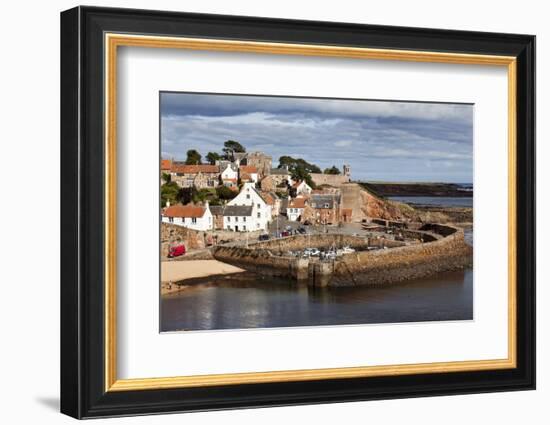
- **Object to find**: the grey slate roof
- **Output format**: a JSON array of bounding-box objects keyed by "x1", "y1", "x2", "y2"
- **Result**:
[
  {"x1": 310, "y1": 194, "x2": 340, "y2": 209},
  {"x1": 209, "y1": 205, "x2": 225, "y2": 216},
  {"x1": 217, "y1": 160, "x2": 238, "y2": 172},
  {"x1": 223, "y1": 205, "x2": 253, "y2": 217}
]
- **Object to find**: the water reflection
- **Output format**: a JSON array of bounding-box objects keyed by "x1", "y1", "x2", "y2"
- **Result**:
[{"x1": 161, "y1": 268, "x2": 473, "y2": 332}]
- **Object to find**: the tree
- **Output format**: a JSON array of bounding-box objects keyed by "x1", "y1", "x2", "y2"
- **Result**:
[
  {"x1": 192, "y1": 188, "x2": 216, "y2": 204},
  {"x1": 278, "y1": 156, "x2": 321, "y2": 174},
  {"x1": 278, "y1": 156, "x2": 319, "y2": 189},
  {"x1": 185, "y1": 149, "x2": 202, "y2": 165},
  {"x1": 160, "y1": 182, "x2": 182, "y2": 207},
  {"x1": 206, "y1": 151, "x2": 221, "y2": 165},
  {"x1": 161, "y1": 172, "x2": 171, "y2": 183},
  {"x1": 323, "y1": 165, "x2": 341, "y2": 175},
  {"x1": 216, "y1": 185, "x2": 238, "y2": 201},
  {"x1": 222, "y1": 140, "x2": 246, "y2": 159}
]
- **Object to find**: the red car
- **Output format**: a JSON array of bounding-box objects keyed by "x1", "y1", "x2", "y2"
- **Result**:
[{"x1": 168, "y1": 244, "x2": 186, "y2": 258}]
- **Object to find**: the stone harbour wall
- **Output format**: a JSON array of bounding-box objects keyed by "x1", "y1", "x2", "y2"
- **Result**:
[
  {"x1": 212, "y1": 224, "x2": 472, "y2": 287},
  {"x1": 161, "y1": 223, "x2": 206, "y2": 257},
  {"x1": 252, "y1": 233, "x2": 368, "y2": 252},
  {"x1": 213, "y1": 246, "x2": 308, "y2": 280},
  {"x1": 160, "y1": 223, "x2": 263, "y2": 257},
  {"x1": 333, "y1": 229, "x2": 472, "y2": 286}
]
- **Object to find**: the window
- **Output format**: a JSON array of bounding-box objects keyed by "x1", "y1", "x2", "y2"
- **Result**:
[
  {"x1": 257, "y1": 212, "x2": 261, "y2": 218},
  {"x1": 257, "y1": 203, "x2": 261, "y2": 209},
  {"x1": 256, "y1": 223, "x2": 260, "y2": 228},
  {"x1": 243, "y1": 217, "x2": 246, "y2": 222},
  {"x1": 227, "y1": 225, "x2": 231, "y2": 230},
  {"x1": 227, "y1": 216, "x2": 231, "y2": 222},
  {"x1": 192, "y1": 217, "x2": 197, "y2": 224},
  {"x1": 235, "y1": 217, "x2": 239, "y2": 222},
  {"x1": 243, "y1": 225, "x2": 247, "y2": 231},
  {"x1": 168, "y1": 217, "x2": 173, "y2": 223},
  {"x1": 246, "y1": 194, "x2": 250, "y2": 199}
]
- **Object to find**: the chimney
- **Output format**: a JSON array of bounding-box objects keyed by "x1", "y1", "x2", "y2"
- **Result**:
[{"x1": 166, "y1": 200, "x2": 171, "y2": 207}]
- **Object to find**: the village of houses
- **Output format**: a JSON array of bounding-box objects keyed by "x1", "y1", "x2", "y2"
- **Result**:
[
  {"x1": 158, "y1": 143, "x2": 473, "y2": 297},
  {"x1": 160, "y1": 145, "x2": 362, "y2": 257}
]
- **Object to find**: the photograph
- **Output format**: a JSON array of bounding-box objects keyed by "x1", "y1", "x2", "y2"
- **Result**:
[{"x1": 159, "y1": 92, "x2": 474, "y2": 332}]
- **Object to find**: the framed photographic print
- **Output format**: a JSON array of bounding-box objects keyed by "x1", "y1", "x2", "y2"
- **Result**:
[{"x1": 60, "y1": 6, "x2": 535, "y2": 419}]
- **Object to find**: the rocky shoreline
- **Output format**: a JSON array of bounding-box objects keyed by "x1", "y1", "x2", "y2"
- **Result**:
[{"x1": 359, "y1": 181, "x2": 473, "y2": 198}]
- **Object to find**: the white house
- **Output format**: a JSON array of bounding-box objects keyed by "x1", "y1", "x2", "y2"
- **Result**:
[
  {"x1": 221, "y1": 163, "x2": 238, "y2": 180},
  {"x1": 162, "y1": 203, "x2": 213, "y2": 231},
  {"x1": 292, "y1": 180, "x2": 312, "y2": 196},
  {"x1": 223, "y1": 205, "x2": 255, "y2": 232},
  {"x1": 286, "y1": 196, "x2": 306, "y2": 221},
  {"x1": 227, "y1": 182, "x2": 271, "y2": 231}
]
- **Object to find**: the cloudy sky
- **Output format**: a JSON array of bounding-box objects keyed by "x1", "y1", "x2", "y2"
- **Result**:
[{"x1": 160, "y1": 92, "x2": 473, "y2": 183}]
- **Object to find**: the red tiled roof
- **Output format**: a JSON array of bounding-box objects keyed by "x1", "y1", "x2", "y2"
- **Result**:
[
  {"x1": 171, "y1": 164, "x2": 219, "y2": 174},
  {"x1": 240, "y1": 172, "x2": 252, "y2": 181},
  {"x1": 240, "y1": 165, "x2": 258, "y2": 174},
  {"x1": 289, "y1": 197, "x2": 306, "y2": 208},
  {"x1": 260, "y1": 192, "x2": 275, "y2": 205},
  {"x1": 163, "y1": 204, "x2": 206, "y2": 218},
  {"x1": 160, "y1": 159, "x2": 172, "y2": 171}
]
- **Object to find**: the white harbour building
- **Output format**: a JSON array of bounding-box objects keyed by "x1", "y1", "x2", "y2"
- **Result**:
[{"x1": 226, "y1": 182, "x2": 271, "y2": 231}]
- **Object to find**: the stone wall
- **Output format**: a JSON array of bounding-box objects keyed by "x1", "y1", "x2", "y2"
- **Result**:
[
  {"x1": 251, "y1": 233, "x2": 369, "y2": 252},
  {"x1": 160, "y1": 223, "x2": 263, "y2": 257},
  {"x1": 212, "y1": 224, "x2": 472, "y2": 287},
  {"x1": 310, "y1": 173, "x2": 350, "y2": 187},
  {"x1": 161, "y1": 222, "x2": 206, "y2": 257},
  {"x1": 339, "y1": 183, "x2": 365, "y2": 222},
  {"x1": 333, "y1": 227, "x2": 472, "y2": 286},
  {"x1": 246, "y1": 152, "x2": 272, "y2": 178},
  {"x1": 213, "y1": 246, "x2": 308, "y2": 280}
]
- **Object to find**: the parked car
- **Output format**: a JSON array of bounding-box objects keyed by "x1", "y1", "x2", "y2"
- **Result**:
[
  {"x1": 281, "y1": 231, "x2": 290, "y2": 237},
  {"x1": 168, "y1": 244, "x2": 186, "y2": 258},
  {"x1": 304, "y1": 248, "x2": 320, "y2": 257},
  {"x1": 342, "y1": 246, "x2": 355, "y2": 254},
  {"x1": 258, "y1": 234, "x2": 270, "y2": 241},
  {"x1": 297, "y1": 227, "x2": 307, "y2": 234},
  {"x1": 321, "y1": 249, "x2": 336, "y2": 260}
]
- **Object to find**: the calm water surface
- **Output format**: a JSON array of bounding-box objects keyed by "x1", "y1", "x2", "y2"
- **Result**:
[
  {"x1": 161, "y1": 229, "x2": 473, "y2": 332},
  {"x1": 161, "y1": 270, "x2": 473, "y2": 332}
]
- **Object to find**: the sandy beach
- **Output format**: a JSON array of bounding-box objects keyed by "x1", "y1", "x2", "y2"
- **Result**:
[{"x1": 161, "y1": 260, "x2": 244, "y2": 295}]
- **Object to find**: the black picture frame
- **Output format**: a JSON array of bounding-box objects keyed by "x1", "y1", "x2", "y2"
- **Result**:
[{"x1": 60, "y1": 5, "x2": 535, "y2": 419}]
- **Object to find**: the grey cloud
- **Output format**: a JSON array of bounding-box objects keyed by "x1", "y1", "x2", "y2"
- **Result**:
[{"x1": 160, "y1": 93, "x2": 473, "y2": 183}]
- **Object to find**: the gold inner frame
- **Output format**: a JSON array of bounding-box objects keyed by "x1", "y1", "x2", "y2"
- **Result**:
[{"x1": 104, "y1": 33, "x2": 517, "y2": 392}]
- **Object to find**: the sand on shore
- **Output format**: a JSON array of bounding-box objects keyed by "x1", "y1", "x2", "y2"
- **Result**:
[{"x1": 161, "y1": 260, "x2": 244, "y2": 283}]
